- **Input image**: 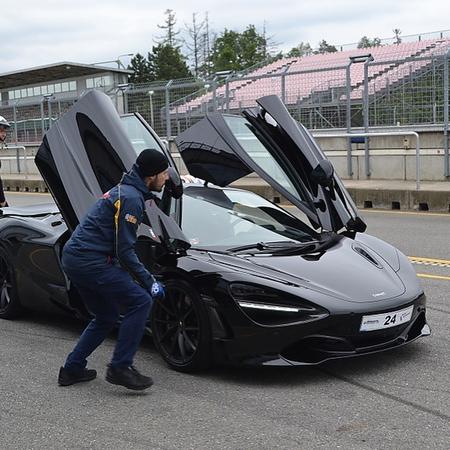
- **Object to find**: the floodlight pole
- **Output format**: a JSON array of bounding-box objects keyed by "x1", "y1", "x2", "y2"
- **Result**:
[
  {"x1": 165, "y1": 80, "x2": 173, "y2": 139},
  {"x1": 148, "y1": 90, "x2": 155, "y2": 129}
]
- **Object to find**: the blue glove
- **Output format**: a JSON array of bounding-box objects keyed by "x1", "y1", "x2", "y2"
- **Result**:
[{"x1": 150, "y1": 281, "x2": 165, "y2": 300}]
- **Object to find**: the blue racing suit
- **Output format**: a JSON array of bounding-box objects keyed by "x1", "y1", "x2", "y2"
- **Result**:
[
  {"x1": 63, "y1": 163, "x2": 156, "y2": 290},
  {"x1": 61, "y1": 164, "x2": 158, "y2": 371}
]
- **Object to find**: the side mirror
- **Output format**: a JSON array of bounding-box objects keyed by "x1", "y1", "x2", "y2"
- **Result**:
[
  {"x1": 164, "y1": 167, "x2": 183, "y2": 199},
  {"x1": 161, "y1": 139, "x2": 170, "y2": 152}
]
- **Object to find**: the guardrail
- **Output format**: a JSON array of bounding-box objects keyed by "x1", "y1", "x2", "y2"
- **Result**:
[
  {"x1": 313, "y1": 131, "x2": 421, "y2": 190},
  {"x1": 1, "y1": 145, "x2": 30, "y2": 178}
]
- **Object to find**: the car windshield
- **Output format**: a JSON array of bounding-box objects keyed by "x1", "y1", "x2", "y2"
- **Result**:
[{"x1": 181, "y1": 186, "x2": 317, "y2": 249}]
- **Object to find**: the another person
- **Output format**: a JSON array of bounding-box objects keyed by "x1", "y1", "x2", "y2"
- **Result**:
[
  {"x1": 0, "y1": 116, "x2": 11, "y2": 207},
  {"x1": 58, "y1": 149, "x2": 169, "y2": 391}
]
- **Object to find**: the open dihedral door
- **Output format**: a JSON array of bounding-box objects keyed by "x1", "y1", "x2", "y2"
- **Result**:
[
  {"x1": 35, "y1": 90, "x2": 189, "y2": 253},
  {"x1": 176, "y1": 95, "x2": 366, "y2": 233}
]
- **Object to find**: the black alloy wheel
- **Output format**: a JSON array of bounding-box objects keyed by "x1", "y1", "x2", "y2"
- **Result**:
[
  {"x1": 0, "y1": 253, "x2": 22, "y2": 319},
  {"x1": 151, "y1": 279, "x2": 211, "y2": 372}
]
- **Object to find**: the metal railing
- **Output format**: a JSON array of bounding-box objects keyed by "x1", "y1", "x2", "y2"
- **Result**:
[
  {"x1": 1, "y1": 145, "x2": 30, "y2": 177},
  {"x1": 314, "y1": 132, "x2": 421, "y2": 190},
  {"x1": 0, "y1": 42, "x2": 449, "y2": 178}
]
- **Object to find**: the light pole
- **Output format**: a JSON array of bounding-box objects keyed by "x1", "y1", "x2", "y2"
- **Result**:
[
  {"x1": 43, "y1": 94, "x2": 54, "y2": 131},
  {"x1": 116, "y1": 83, "x2": 130, "y2": 114},
  {"x1": 93, "y1": 53, "x2": 133, "y2": 69},
  {"x1": 116, "y1": 53, "x2": 133, "y2": 69},
  {"x1": 148, "y1": 90, "x2": 155, "y2": 129}
]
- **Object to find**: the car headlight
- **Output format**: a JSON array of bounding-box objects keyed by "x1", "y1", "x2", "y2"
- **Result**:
[{"x1": 229, "y1": 283, "x2": 329, "y2": 326}]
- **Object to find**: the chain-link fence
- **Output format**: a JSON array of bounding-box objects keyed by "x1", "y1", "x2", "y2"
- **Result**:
[
  {"x1": 0, "y1": 93, "x2": 78, "y2": 143},
  {"x1": 1, "y1": 40, "x2": 449, "y2": 144},
  {"x1": 124, "y1": 45, "x2": 450, "y2": 138}
]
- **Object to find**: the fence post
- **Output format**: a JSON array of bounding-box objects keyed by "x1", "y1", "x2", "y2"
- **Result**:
[
  {"x1": 225, "y1": 80, "x2": 230, "y2": 113},
  {"x1": 281, "y1": 73, "x2": 286, "y2": 104},
  {"x1": 444, "y1": 50, "x2": 450, "y2": 177},
  {"x1": 346, "y1": 61, "x2": 353, "y2": 177},
  {"x1": 40, "y1": 100, "x2": 45, "y2": 137},
  {"x1": 165, "y1": 80, "x2": 173, "y2": 139},
  {"x1": 47, "y1": 99, "x2": 52, "y2": 130},
  {"x1": 363, "y1": 55, "x2": 374, "y2": 177},
  {"x1": 12, "y1": 103, "x2": 18, "y2": 143},
  {"x1": 212, "y1": 82, "x2": 217, "y2": 112}
]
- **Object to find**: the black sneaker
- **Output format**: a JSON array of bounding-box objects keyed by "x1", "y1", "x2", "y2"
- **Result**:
[
  {"x1": 105, "y1": 365, "x2": 153, "y2": 390},
  {"x1": 58, "y1": 366, "x2": 97, "y2": 386}
]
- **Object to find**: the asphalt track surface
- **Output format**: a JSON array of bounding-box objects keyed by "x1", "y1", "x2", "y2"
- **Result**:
[{"x1": 0, "y1": 193, "x2": 449, "y2": 449}]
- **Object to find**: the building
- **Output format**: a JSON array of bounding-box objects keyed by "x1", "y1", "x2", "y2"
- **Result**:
[{"x1": 0, "y1": 62, "x2": 132, "y2": 142}]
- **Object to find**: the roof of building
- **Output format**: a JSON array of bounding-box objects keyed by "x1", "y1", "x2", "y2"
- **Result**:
[{"x1": 0, "y1": 62, "x2": 132, "y2": 90}]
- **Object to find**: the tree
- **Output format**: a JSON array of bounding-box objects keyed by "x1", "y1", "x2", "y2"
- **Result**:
[
  {"x1": 211, "y1": 25, "x2": 268, "y2": 73},
  {"x1": 185, "y1": 12, "x2": 205, "y2": 77},
  {"x1": 148, "y1": 44, "x2": 191, "y2": 81},
  {"x1": 198, "y1": 12, "x2": 214, "y2": 78},
  {"x1": 357, "y1": 36, "x2": 382, "y2": 49},
  {"x1": 240, "y1": 25, "x2": 267, "y2": 68},
  {"x1": 316, "y1": 40, "x2": 338, "y2": 54},
  {"x1": 287, "y1": 42, "x2": 313, "y2": 58},
  {"x1": 393, "y1": 28, "x2": 402, "y2": 45},
  {"x1": 127, "y1": 53, "x2": 153, "y2": 83},
  {"x1": 157, "y1": 9, "x2": 181, "y2": 46},
  {"x1": 211, "y1": 29, "x2": 241, "y2": 72}
]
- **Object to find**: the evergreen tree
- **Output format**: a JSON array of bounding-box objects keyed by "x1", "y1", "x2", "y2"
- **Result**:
[
  {"x1": 211, "y1": 29, "x2": 241, "y2": 72},
  {"x1": 211, "y1": 25, "x2": 268, "y2": 73},
  {"x1": 240, "y1": 25, "x2": 267, "y2": 68},
  {"x1": 287, "y1": 42, "x2": 313, "y2": 58},
  {"x1": 148, "y1": 44, "x2": 191, "y2": 80},
  {"x1": 357, "y1": 36, "x2": 382, "y2": 48},
  {"x1": 127, "y1": 53, "x2": 153, "y2": 83},
  {"x1": 316, "y1": 40, "x2": 338, "y2": 54}
]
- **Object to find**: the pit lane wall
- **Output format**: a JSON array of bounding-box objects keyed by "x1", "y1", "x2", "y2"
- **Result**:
[{"x1": 1, "y1": 128, "x2": 449, "y2": 211}]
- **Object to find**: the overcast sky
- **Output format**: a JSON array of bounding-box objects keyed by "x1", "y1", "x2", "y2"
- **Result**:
[{"x1": 2, "y1": 0, "x2": 450, "y2": 73}]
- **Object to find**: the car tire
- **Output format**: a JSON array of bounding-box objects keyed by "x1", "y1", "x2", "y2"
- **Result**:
[
  {"x1": 0, "y1": 252, "x2": 22, "y2": 319},
  {"x1": 151, "y1": 279, "x2": 212, "y2": 372}
]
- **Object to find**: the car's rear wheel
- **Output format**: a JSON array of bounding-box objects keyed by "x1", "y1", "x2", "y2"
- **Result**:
[
  {"x1": 0, "y1": 253, "x2": 22, "y2": 319},
  {"x1": 151, "y1": 279, "x2": 211, "y2": 372}
]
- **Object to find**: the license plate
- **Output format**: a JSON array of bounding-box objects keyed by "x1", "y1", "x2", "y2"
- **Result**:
[{"x1": 360, "y1": 305, "x2": 414, "y2": 332}]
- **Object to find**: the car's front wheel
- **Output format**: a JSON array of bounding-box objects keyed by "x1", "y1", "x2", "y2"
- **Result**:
[
  {"x1": 151, "y1": 279, "x2": 212, "y2": 372},
  {"x1": 0, "y1": 253, "x2": 22, "y2": 319}
]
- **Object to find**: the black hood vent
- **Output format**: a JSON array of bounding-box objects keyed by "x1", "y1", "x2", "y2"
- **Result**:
[{"x1": 353, "y1": 245, "x2": 383, "y2": 269}]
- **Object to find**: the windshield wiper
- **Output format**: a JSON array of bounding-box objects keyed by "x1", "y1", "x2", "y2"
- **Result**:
[
  {"x1": 228, "y1": 240, "x2": 317, "y2": 254},
  {"x1": 269, "y1": 233, "x2": 343, "y2": 256}
]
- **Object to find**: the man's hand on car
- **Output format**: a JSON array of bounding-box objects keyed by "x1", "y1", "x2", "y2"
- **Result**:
[{"x1": 150, "y1": 281, "x2": 165, "y2": 300}]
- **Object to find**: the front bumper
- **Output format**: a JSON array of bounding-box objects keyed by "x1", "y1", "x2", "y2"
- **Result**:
[{"x1": 211, "y1": 294, "x2": 429, "y2": 366}]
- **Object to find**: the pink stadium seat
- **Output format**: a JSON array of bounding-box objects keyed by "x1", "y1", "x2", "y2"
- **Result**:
[{"x1": 172, "y1": 38, "x2": 450, "y2": 115}]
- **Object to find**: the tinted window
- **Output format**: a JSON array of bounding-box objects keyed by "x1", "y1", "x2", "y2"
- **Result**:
[
  {"x1": 120, "y1": 115, "x2": 162, "y2": 155},
  {"x1": 181, "y1": 186, "x2": 316, "y2": 248},
  {"x1": 223, "y1": 115, "x2": 297, "y2": 194}
]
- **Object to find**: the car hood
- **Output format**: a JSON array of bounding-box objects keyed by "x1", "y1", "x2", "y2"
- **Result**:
[{"x1": 209, "y1": 237, "x2": 405, "y2": 303}]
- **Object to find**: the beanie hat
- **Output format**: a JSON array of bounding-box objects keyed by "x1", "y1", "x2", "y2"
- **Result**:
[{"x1": 136, "y1": 148, "x2": 169, "y2": 177}]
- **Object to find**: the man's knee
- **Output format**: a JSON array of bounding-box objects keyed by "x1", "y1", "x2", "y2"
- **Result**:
[{"x1": 93, "y1": 314, "x2": 119, "y2": 330}]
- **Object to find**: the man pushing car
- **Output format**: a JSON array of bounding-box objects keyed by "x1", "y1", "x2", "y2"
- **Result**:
[{"x1": 58, "y1": 148, "x2": 169, "y2": 391}]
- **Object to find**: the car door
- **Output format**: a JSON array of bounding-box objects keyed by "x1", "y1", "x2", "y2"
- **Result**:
[
  {"x1": 175, "y1": 95, "x2": 366, "y2": 233},
  {"x1": 35, "y1": 89, "x2": 188, "y2": 251}
]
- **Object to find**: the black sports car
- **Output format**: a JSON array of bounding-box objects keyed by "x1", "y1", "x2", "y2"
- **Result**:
[{"x1": 0, "y1": 91, "x2": 429, "y2": 372}]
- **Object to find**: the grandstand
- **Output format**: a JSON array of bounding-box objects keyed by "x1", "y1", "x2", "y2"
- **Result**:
[{"x1": 168, "y1": 37, "x2": 450, "y2": 130}]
